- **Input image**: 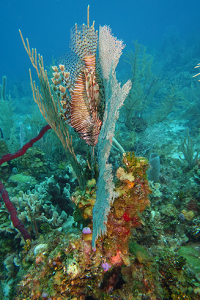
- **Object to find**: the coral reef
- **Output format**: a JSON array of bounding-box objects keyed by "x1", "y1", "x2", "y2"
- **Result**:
[
  {"x1": 0, "y1": 125, "x2": 51, "y2": 240},
  {"x1": 0, "y1": 178, "x2": 74, "y2": 241},
  {"x1": 1, "y1": 5, "x2": 200, "y2": 300},
  {"x1": 0, "y1": 181, "x2": 31, "y2": 241},
  {"x1": 14, "y1": 152, "x2": 151, "y2": 299}
]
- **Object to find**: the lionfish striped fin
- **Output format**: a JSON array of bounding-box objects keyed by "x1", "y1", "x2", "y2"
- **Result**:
[
  {"x1": 51, "y1": 21, "x2": 103, "y2": 147},
  {"x1": 70, "y1": 23, "x2": 98, "y2": 59}
]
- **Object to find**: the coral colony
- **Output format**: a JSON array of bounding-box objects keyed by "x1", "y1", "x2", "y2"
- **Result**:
[
  {"x1": 0, "y1": 125, "x2": 51, "y2": 240},
  {"x1": 2, "y1": 5, "x2": 200, "y2": 300}
]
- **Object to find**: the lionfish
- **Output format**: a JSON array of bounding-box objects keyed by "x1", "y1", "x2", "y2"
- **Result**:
[{"x1": 51, "y1": 13, "x2": 104, "y2": 147}]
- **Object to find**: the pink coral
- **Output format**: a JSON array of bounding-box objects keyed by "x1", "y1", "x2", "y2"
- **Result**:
[
  {"x1": 82, "y1": 227, "x2": 92, "y2": 234},
  {"x1": 102, "y1": 262, "x2": 112, "y2": 272}
]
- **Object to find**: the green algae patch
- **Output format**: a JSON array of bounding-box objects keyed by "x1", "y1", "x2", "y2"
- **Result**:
[
  {"x1": 129, "y1": 240, "x2": 150, "y2": 263},
  {"x1": 9, "y1": 173, "x2": 37, "y2": 191},
  {"x1": 178, "y1": 245, "x2": 200, "y2": 284},
  {"x1": 9, "y1": 173, "x2": 36, "y2": 184}
]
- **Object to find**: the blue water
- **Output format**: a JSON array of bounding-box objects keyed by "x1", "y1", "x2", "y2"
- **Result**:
[{"x1": 0, "y1": 0, "x2": 199, "y2": 84}]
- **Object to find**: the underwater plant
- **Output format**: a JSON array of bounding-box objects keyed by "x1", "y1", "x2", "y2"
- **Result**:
[{"x1": 179, "y1": 128, "x2": 199, "y2": 169}]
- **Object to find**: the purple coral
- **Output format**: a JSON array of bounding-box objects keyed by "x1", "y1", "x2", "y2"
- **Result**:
[
  {"x1": 102, "y1": 262, "x2": 111, "y2": 272},
  {"x1": 82, "y1": 227, "x2": 92, "y2": 234}
]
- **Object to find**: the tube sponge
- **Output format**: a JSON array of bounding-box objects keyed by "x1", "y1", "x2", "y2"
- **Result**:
[{"x1": 148, "y1": 153, "x2": 160, "y2": 182}]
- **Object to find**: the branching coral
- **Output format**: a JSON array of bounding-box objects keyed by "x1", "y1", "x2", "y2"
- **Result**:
[
  {"x1": 179, "y1": 128, "x2": 199, "y2": 169},
  {"x1": 15, "y1": 152, "x2": 151, "y2": 299},
  {"x1": 120, "y1": 41, "x2": 185, "y2": 135},
  {"x1": 0, "y1": 76, "x2": 17, "y2": 151},
  {"x1": 0, "y1": 181, "x2": 31, "y2": 241},
  {"x1": 123, "y1": 41, "x2": 159, "y2": 120},
  {"x1": 19, "y1": 31, "x2": 86, "y2": 189},
  {"x1": 0, "y1": 125, "x2": 51, "y2": 241}
]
